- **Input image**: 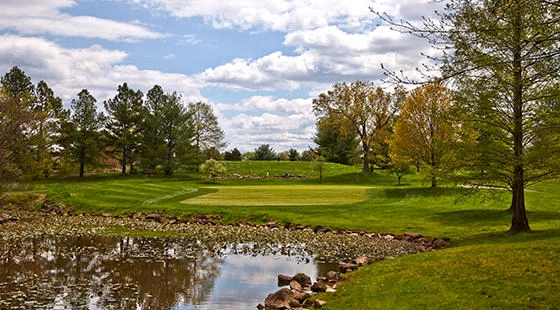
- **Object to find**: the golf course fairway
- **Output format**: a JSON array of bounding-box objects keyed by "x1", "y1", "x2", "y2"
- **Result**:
[{"x1": 182, "y1": 185, "x2": 369, "y2": 206}]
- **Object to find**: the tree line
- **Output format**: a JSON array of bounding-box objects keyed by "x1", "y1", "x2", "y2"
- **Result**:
[{"x1": 0, "y1": 66, "x2": 226, "y2": 179}]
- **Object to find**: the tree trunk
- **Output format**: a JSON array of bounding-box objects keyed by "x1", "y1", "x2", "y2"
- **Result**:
[
  {"x1": 79, "y1": 147, "x2": 85, "y2": 178},
  {"x1": 361, "y1": 140, "x2": 369, "y2": 174},
  {"x1": 510, "y1": 166, "x2": 530, "y2": 232},
  {"x1": 509, "y1": 7, "x2": 530, "y2": 233},
  {"x1": 121, "y1": 146, "x2": 127, "y2": 175}
]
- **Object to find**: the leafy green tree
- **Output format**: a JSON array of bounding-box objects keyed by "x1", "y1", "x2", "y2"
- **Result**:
[
  {"x1": 387, "y1": 155, "x2": 413, "y2": 185},
  {"x1": 188, "y1": 101, "x2": 226, "y2": 169},
  {"x1": 288, "y1": 149, "x2": 300, "y2": 161},
  {"x1": 253, "y1": 144, "x2": 276, "y2": 160},
  {"x1": 313, "y1": 81, "x2": 402, "y2": 173},
  {"x1": 104, "y1": 83, "x2": 145, "y2": 174},
  {"x1": 314, "y1": 114, "x2": 359, "y2": 165},
  {"x1": 223, "y1": 147, "x2": 242, "y2": 161},
  {"x1": 200, "y1": 159, "x2": 226, "y2": 183},
  {"x1": 61, "y1": 89, "x2": 104, "y2": 178},
  {"x1": 0, "y1": 90, "x2": 33, "y2": 180},
  {"x1": 312, "y1": 154, "x2": 326, "y2": 183},
  {"x1": 378, "y1": 0, "x2": 560, "y2": 232},
  {"x1": 0, "y1": 68, "x2": 35, "y2": 180},
  {"x1": 392, "y1": 82, "x2": 459, "y2": 188}
]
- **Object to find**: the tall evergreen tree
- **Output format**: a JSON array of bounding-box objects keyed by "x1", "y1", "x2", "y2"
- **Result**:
[
  {"x1": 140, "y1": 85, "x2": 194, "y2": 175},
  {"x1": 61, "y1": 89, "x2": 104, "y2": 178},
  {"x1": 104, "y1": 83, "x2": 145, "y2": 174}
]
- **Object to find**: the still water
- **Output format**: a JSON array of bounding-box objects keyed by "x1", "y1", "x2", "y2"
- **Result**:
[{"x1": 0, "y1": 235, "x2": 337, "y2": 309}]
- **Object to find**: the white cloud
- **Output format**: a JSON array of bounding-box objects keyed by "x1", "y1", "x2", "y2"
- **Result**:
[
  {"x1": 0, "y1": 1, "x2": 165, "y2": 41},
  {"x1": 179, "y1": 34, "x2": 201, "y2": 45},
  {"x1": 198, "y1": 24, "x2": 432, "y2": 91},
  {"x1": 0, "y1": 35, "x2": 202, "y2": 106},
  {"x1": 215, "y1": 96, "x2": 315, "y2": 152},
  {"x1": 134, "y1": 0, "x2": 390, "y2": 33}
]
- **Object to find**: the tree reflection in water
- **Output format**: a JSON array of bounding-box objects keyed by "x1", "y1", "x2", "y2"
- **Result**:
[{"x1": 0, "y1": 235, "x2": 223, "y2": 309}]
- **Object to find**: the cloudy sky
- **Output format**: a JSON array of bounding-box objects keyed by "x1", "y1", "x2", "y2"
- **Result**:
[{"x1": 0, "y1": 0, "x2": 439, "y2": 152}]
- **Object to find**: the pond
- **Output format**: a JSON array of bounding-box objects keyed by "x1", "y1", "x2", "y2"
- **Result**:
[{"x1": 0, "y1": 235, "x2": 338, "y2": 309}]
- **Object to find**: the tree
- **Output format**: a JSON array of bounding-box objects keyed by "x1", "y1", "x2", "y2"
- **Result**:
[
  {"x1": 104, "y1": 83, "x2": 145, "y2": 174},
  {"x1": 1, "y1": 66, "x2": 34, "y2": 100},
  {"x1": 387, "y1": 155, "x2": 414, "y2": 185},
  {"x1": 29, "y1": 80, "x2": 64, "y2": 178},
  {"x1": 140, "y1": 85, "x2": 194, "y2": 175},
  {"x1": 224, "y1": 147, "x2": 242, "y2": 161},
  {"x1": 61, "y1": 89, "x2": 104, "y2": 178},
  {"x1": 253, "y1": 144, "x2": 276, "y2": 160},
  {"x1": 377, "y1": 0, "x2": 560, "y2": 232},
  {"x1": 0, "y1": 90, "x2": 33, "y2": 180},
  {"x1": 188, "y1": 101, "x2": 226, "y2": 169},
  {"x1": 0, "y1": 68, "x2": 35, "y2": 180},
  {"x1": 312, "y1": 154, "x2": 326, "y2": 183},
  {"x1": 200, "y1": 159, "x2": 226, "y2": 183},
  {"x1": 313, "y1": 81, "x2": 402, "y2": 173},
  {"x1": 288, "y1": 149, "x2": 300, "y2": 161},
  {"x1": 392, "y1": 82, "x2": 458, "y2": 188},
  {"x1": 314, "y1": 114, "x2": 359, "y2": 165}
]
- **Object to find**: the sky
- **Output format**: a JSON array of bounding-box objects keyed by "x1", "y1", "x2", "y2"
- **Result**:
[{"x1": 0, "y1": 0, "x2": 439, "y2": 153}]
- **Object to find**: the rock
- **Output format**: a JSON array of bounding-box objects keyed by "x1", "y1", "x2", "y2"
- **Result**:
[
  {"x1": 0, "y1": 213, "x2": 18, "y2": 224},
  {"x1": 257, "y1": 303, "x2": 265, "y2": 310},
  {"x1": 264, "y1": 288, "x2": 294, "y2": 310},
  {"x1": 404, "y1": 232, "x2": 424, "y2": 240},
  {"x1": 311, "y1": 282, "x2": 327, "y2": 293},
  {"x1": 354, "y1": 256, "x2": 369, "y2": 266},
  {"x1": 267, "y1": 221, "x2": 279, "y2": 229},
  {"x1": 289, "y1": 280, "x2": 303, "y2": 292},
  {"x1": 293, "y1": 292, "x2": 311, "y2": 303},
  {"x1": 131, "y1": 212, "x2": 143, "y2": 219},
  {"x1": 101, "y1": 213, "x2": 112, "y2": 218},
  {"x1": 288, "y1": 299, "x2": 302, "y2": 308},
  {"x1": 292, "y1": 273, "x2": 312, "y2": 287},
  {"x1": 339, "y1": 263, "x2": 357, "y2": 273},
  {"x1": 326, "y1": 270, "x2": 339, "y2": 281},
  {"x1": 146, "y1": 213, "x2": 162, "y2": 223},
  {"x1": 432, "y1": 238, "x2": 448, "y2": 249},
  {"x1": 384, "y1": 234, "x2": 395, "y2": 240},
  {"x1": 277, "y1": 274, "x2": 292, "y2": 287},
  {"x1": 313, "y1": 299, "x2": 327, "y2": 309}
]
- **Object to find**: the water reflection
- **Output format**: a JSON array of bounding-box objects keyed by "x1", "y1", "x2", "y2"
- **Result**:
[{"x1": 0, "y1": 235, "x2": 336, "y2": 309}]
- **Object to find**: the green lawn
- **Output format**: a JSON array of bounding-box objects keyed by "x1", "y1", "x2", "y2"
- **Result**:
[
  {"x1": 3, "y1": 161, "x2": 559, "y2": 309},
  {"x1": 182, "y1": 185, "x2": 369, "y2": 206}
]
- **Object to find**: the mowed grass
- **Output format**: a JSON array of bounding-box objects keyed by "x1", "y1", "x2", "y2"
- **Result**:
[
  {"x1": 182, "y1": 185, "x2": 369, "y2": 206},
  {"x1": 5, "y1": 161, "x2": 560, "y2": 309}
]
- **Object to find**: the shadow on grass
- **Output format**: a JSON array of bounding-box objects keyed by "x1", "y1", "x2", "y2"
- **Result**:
[
  {"x1": 453, "y1": 228, "x2": 560, "y2": 247},
  {"x1": 380, "y1": 187, "x2": 471, "y2": 199},
  {"x1": 433, "y1": 209, "x2": 560, "y2": 226}
]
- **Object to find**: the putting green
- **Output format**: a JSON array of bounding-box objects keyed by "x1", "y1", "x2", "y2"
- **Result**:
[{"x1": 181, "y1": 185, "x2": 370, "y2": 206}]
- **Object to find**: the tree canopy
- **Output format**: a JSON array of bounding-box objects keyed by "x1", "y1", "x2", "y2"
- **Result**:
[{"x1": 313, "y1": 81, "x2": 403, "y2": 173}]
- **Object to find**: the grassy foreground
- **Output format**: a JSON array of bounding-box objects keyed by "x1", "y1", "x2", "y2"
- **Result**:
[{"x1": 2, "y1": 161, "x2": 559, "y2": 309}]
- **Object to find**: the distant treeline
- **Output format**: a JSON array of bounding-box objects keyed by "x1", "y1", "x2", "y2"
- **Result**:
[{"x1": 0, "y1": 66, "x2": 227, "y2": 179}]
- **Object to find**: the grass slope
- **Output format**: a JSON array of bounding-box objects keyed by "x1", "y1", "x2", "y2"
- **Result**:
[{"x1": 3, "y1": 161, "x2": 560, "y2": 309}]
